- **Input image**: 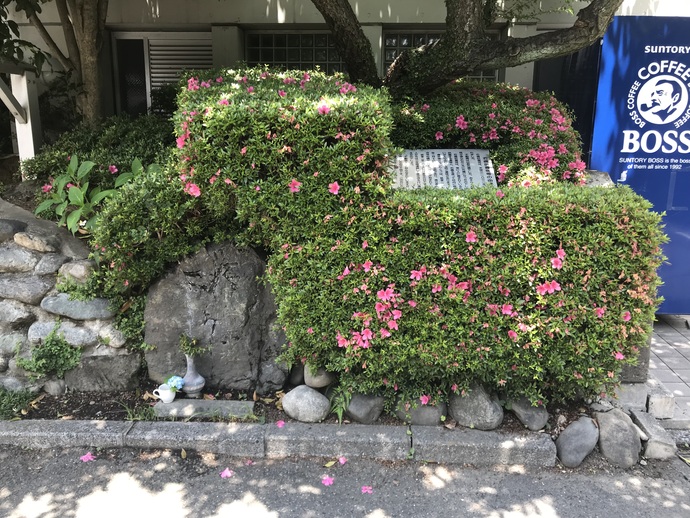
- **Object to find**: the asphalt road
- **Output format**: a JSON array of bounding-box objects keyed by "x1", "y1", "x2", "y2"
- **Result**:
[{"x1": 1, "y1": 446, "x2": 689, "y2": 518}]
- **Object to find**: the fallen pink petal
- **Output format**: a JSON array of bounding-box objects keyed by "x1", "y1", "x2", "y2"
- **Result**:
[
  {"x1": 361, "y1": 485, "x2": 373, "y2": 494},
  {"x1": 220, "y1": 468, "x2": 234, "y2": 478},
  {"x1": 322, "y1": 475, "x2": 334, "y2": 486},
  {"x1": 338, "y1": 456, "x2": 347, "y2": 465},
  {"x1": 276, "y1": 420, "x2": 285, "y2": 428},
  {"x1": 80, "y1": 452, "x2": 96, "y2": 462}
]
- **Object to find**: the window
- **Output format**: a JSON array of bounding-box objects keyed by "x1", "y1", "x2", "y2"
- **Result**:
[
  {"x1": 245, "y1": 32, "x2": 344, "y2": 73},
  {"x1": 383, "y1": 31, "x2": 499, "y2": 81},
  {"x1": 112, "y1": 32, "x2": 213, "y2": 115}
]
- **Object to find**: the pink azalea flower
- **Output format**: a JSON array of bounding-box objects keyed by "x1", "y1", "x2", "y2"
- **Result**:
[
  {"x1": 622, "y1": 311, "x2": 632, "y2": 321},
  {"x1": 329, "y1": 182, "x2": 340, "y2": 195},
  {"x1": 362, "y1": 241, "x2": 368, "y2": 249},
  {"x1": 241, "y1": 146, "x2": 248, "y2": 155},
  {"x1": 247, "y1": 86, "x2": 254, "y2": 93},
  {"x1": 322, "y1": 475, "x2": 334, "y2": 486},
  {"x1": 508, "y1": 330, "x2": 518, "y2": 341},
  {"x1": 276, "y1": 420, "x2": 286, "y2": 428},
  {"x1": 218, "y1": 99, "x2": 229, "y2": 106},
  {"x1": 318, "y1": 103, "x2": 330, "y2": 115},
  {"x1": 556, "y1": 248, "x2": 566, "y2": 259},
  {"x1": 466, "y1": 230, "x2": 477, "y2": 243},
  {"x1": 361, "y1": 486, "x2": 373, "y2": 494},
  {"x1": 435, "y1": 131, "x2": 444, "y2": 140},
  {"x1": 278, "y1": 90, "x2": 287, "y2": 97},
  {"x1": 496, "y1": 190, "x2": 504, "y2": 198},
  {"x1": 421, "y1": 104, "x2": 430, "y2": 112},
  {"x1": 455, "y1": 115, "x2": 468, "y2": 129},
  {"x1": 380, "y1": 328, "x2": 391, "y2": 338},
  {"x1": 387, "y1": 320, "x2": 399, "y2": 331},
  {"x1": 216, "y1": 76, "x2": 224, "y2": 83},
  {"x1": 551, "y1": 257, "x2": 563, "y2": 269},
  {"x1": 339, "y1": 456, "x2": 347, "y2": 465},
  {"x1": 220, "y1": 468, "x2": 234, "y2": 478},
  {"x1": 307, "y1": 327, "x2": 314, "y2": 334},
  {"x1": 362, "y1": 260, "x2": 373, "y2": 272},
  {"x1": 41, "y1": 184, "x2": 52, "y2": 193},
  {"x1": 432, "y1": 284, "x2": 442, "y2": 294},
  {"x1": 501, "y1": 304, "x2": 513, "y2": 315},
  {"x1": 408, "y1": 300, "x2": 417, "y2": 308},
  {"x1": 595, "y1": 307, "x2": 606, "y2": 318},
  {"x1": 80, "y1": 452, "x2": 96, "y2": 462},
  {"x1": 184, "y1": 183, "x2": 201, "y2": 197},
  {"x1": 377, "y1": 288, "x2": 394, "y2": 301},
  {"x1": 614, "y1": 351, "x2": 626, "y2": 360},
  {"x1": 289, "y1": 179, "x2": 302, "y2": 193},
  {"x1": 361, "y1": 328, "x2": 373, "y2": 341},
  {"x1": 108, "y1": 164, "x2": 118, "y2": 174},
  {"x1": 419, "y1": 394, "x2": 430, "y2": 405}
]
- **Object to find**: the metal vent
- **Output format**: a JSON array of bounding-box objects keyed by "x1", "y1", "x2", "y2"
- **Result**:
[{"x1": 148, "y1": 37, "x2": 213, "y2": 90}]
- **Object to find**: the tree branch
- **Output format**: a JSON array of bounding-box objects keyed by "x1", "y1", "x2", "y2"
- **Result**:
[
  {"x1": 385, "y1": 0, "x2": 623, "y2": 96},
  {"x1": 26, "y1": 10, "x2": 73, "y2": 73},
  {"x1": 56, "y1": 0, "x2": 81, "y2": 77},
  {"x1": 309, "y1": 0, "x2": 381, "y2": 87}
]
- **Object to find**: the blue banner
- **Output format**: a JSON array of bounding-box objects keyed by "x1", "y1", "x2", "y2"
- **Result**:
[{"x1": 592, "y1": 16, "x2": 690, "y2": 314}]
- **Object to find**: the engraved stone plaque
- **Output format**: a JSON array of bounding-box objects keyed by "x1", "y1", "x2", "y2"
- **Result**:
[{"x1": 392, "y1": 149, "x2": 497, "y2": 190}]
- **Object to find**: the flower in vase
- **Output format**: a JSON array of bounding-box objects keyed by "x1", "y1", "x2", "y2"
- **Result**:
[{"x1": 166, "y1": 375, "x2": 185, "y2": 393}]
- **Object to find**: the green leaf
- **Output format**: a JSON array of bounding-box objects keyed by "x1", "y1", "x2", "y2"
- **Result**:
[
  {"x1": 55, "y1": 200, "x2": 68, "y2": 217},
  {"x1": 77, "y1": 161, "x2": 95, "y2": 180},
  {"x1": 132, "y1": 159, "x2": 143, "y2": 176},
  {"x1": 68, "y1": 186, "x2": 84, "y2": 206},
  {"x1": 34, "y1": 198, "x2": 55, "y2": 215},
  {"x1": 114, "y1": 173, "x2": 133, "y2": 188},
  {"x1": 66, "y1": 208, "x2": 83, "y2": 234},
  {"x1": 91, "y1": 189, "x2": 116, "y2": 204},
  {"x1": 67, "y1": 155, "x2": 78, "y2": 175}
]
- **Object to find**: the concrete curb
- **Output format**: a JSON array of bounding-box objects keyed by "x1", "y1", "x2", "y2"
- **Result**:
[{"x1": 0, "y1": 419, "x2": 560, "y2": 467}]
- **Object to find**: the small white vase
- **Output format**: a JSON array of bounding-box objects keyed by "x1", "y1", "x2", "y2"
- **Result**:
[{"x1": 182, "y1": 354, "x2": 206, "y2": 398}]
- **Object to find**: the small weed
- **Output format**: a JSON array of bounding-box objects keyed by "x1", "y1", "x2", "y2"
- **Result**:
[
  {"x1": 119, "y1": 402, "x2": 156, "y2": 421},
  {"x1": 0, "y1": 389, "x2": 34, "y2": 420}
]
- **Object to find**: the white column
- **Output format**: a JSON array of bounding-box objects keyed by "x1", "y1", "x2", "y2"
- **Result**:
[{"x1": 10, "y1": 71, "x2": 42, "y2": 173}]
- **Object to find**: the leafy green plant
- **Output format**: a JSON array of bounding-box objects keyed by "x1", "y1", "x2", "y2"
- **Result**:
[
  {"x1": 179, "y1": 334, "x2": 208, "y2": 357},
  {"x1": 119, "y1": 401, "x2": 156, "y2": 421},
  {"x1": 16, "y1": 323, "x2": 81, "y2": 379},
  {"x1": 34, "y1": 156, "x2": 158, "y2": 234},
  {"x1": 0, "y1": 388, "x2": 34, "y2": 420}
]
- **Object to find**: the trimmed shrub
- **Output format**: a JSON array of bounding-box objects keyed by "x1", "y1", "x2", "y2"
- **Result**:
[
  {"x1": 22, "y1": 114, "x2": 174, "y2": 188},
  {"x1": 173, "y1": 68, "x2": 394, "y2": 249},
  {"x1": 390, "y1": 82, "x2": 585, "y2": 187},
  {"x1": 268, "y1": 184, "x2": 666, "y2": 407}
]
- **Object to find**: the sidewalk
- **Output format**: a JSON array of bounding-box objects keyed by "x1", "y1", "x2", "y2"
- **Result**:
[{"x1": 650, "y1": 314, "x2": 690, "y2": 429}]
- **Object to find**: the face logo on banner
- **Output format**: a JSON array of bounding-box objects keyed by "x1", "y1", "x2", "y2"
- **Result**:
[
  {"x1": 637, "y1": 75, "x2": 688, "y2": 125},
  {"x1": 623, "y1": 57, "x2": 690, "y2": 153}
]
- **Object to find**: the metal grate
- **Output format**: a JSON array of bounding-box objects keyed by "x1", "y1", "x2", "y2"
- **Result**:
[
  {"x1": 148, "y1": 38, "x2": 213, "y2": 90},
  {"x1": 245, "y1": 32, "x2": 344, "y2": 73},
  {"x1": 383, "y1": 31, "x2": 499, "y2": 81}
]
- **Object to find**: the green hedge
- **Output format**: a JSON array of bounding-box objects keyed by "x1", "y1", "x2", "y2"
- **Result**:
[
  {"x1": 268, "y1": 184, "x2": 666, "y2": 406},
  {"x1": 22, "y1": 114, "x2": 174, "y2": 189},
  {"x1": 391, "y1": 82, "x2": 585, "y2": 187}
]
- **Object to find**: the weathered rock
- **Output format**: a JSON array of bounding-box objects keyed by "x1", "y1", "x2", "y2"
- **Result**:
[
  {"x1": 0, "y1": 273, "x2": 54, "y2": 305},
  {"x1": 0, "y1": 243, "x2": 39, "y2": 272},
  {"x1": 595, "y1": 408, "x2": 641, "y2": 468},
  {"x1": 510, "y1": 397, "x2": 550, "y2": 431},
  {"x1": 43, "y1": 378, "x2": 66, "y2": 396},
  {"x1": 0, "y1": 375, "x2": 37, "y2": 392},
  {"x1": 0, "y1": 219, "x2": 27, "y2": 242},
  {"x1": 40, "y1": 293, "x2": 115, "y2": 320},
  {"x1": 556, "y1": 417, "x2": 599, "y2": 468},
  {"x1": 304, "y1": 366, "x2": 336, "y2": 388},
  {"x1": 281, "y1": 384, "x2": 330, "y2": 423},
  {"x1": 257, "y1": 360, "x2": 288, "y2": 395},
  {"x1": 64, "y1": 352, "x2": 141, "y2": 391},
  {"x1": 28, "y1": 321, "x2": 98, "y2": 348},
  {"x1": 289, "y1": 363, "x2": 305, "y2": 386},
  {"x1": 589, "y1": 399, "x2": 614, "y2": 413},
  {"x1": 449, "y1": 385, "x2": 504, "y2": 430},
  {"x1": 144, "y1": 243, "x2": 284, "y2": 391},
  {"x1": 14, "y1": 231, "x2": 60, "y2": 253},
  {"x1": 630, "y1": 409, "x2": 677, "y2": 460},
  {"x1": 346, "y1": 394, "x2": 385, "y2": 424},
  {"x1": 34, "y1": 254, "x2": 69, "y2": 275},
  {"x1": 0, "y1": 331, "x2": 27, "y2": 354},
  {"x1": 0, "y1": 299, "x2": 35, "y2": 326},
  {"x1": 58, "y1": 260, "x2": 95, "y2": 284},
  {"x1": 83, "y1": 321, "x2": 127, "y2": 348},
  {"x1": 396, "y1": 400, "x2": 447, "y2": 426},
  {"x1": 0, "y1": 354, "x2": 8, "y2": 372}
]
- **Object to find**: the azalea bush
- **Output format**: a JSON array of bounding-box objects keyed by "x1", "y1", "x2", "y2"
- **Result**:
[
  {"x1": 391, "y1": 81, "x2": 585, "y2": 187},
  {"x1": 268, "y1": 184, "x2": 666, "y2": 407}
]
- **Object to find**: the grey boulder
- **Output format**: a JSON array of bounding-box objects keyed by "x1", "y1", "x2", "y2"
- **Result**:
[
  {"x1": 556, "y1": 417, "x2": 599, "y2": 468},
  {"x1": 281, "y1": 384, "x2": 330, "y2": 423},
  {"x1": 449, "y1": 385, "x2": 503, "y2": 430},
  {"x1": 595, "y1": 408, "x2": 641, "y2": 468}
]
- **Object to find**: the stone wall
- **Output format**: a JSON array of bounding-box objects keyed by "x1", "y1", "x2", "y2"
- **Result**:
[{"x1": 0, "y1": 200, "x2": 139, "y2": 393}]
